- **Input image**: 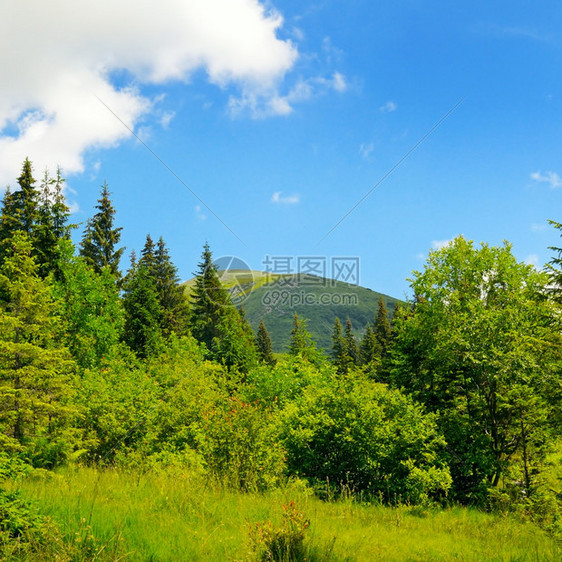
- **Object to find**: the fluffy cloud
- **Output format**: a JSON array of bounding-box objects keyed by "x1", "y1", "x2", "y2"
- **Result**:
[
  {"x1": 230, "y1": 71, "x2": 347, "y2": 117},
  {"x1": 359, "y1": 142, "x2": 374, "y2": 159},
  {"x1": 0, "y1": 0, "x2": 298, "y2": 185},
  {"x1": 432, "y1": 238, "x2": 455, "y2": 250},
  {"x1": 530, "y1": 170, "x2": 562, "y2": 189},
  {"x1": 379, "y1": 101, "x2": 398, "y2": 113},
  {"x1": 272, "y1": 191, "x2": 299, "y2": 204}
]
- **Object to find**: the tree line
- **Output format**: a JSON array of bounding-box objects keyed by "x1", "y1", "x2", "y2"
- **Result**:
[{"x1": 1, "y1": 158, "x2": 561, "y2": 546}]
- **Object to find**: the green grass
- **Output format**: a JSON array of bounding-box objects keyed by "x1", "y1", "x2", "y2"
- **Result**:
[{"x1": 6, "y1": 466, "x2": 561, "y2": 561}]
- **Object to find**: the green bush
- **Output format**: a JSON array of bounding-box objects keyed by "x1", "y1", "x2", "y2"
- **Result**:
[
  {"x1": 198, "y1": 396, "x2": 286, "y2": 491},
  {"x1": 280, "y1": 373, "x2": 451, "y2": 503}
]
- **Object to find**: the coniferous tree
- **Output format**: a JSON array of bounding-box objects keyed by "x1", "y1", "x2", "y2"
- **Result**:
[
  {"x1": 331, "y1": 317, "x2": 348, "y2": 374},
  {"x1": 344, "y1": 318, "x2": 360, "y2": 366},
  {"x1": 139, "y1": 233, "x2": 156, "y2": 272},
  {"x1": 374, "y1": 297, "x2": 392, "y2": 355},
  {"x1": 546, "y1": 219, "x2": 562, "y2": 304},
  {"x1": 35, "y1": 168, "x2": 72, "y2": 278},
  {"x1": 190, "y1": 243, "x2": 231, "y2": 349},
  {"x1": 0, "y1": 159, "x2": 39, "y2": 264},
  {"x1": 256, "y1": 319, "x2": 276, "y2": 365},
  {"x1": 0, "y1": 231, "x2": 76, "y2": 463},
  {"x1": 153, "y1": 236, "x2": 189, "y2": 336},
  {"x1": 13, "y1": 158, "x2": 39, "y2": 237},
  {"x1": 289, "y1": 313, "x2": 321, "y2": 363},
  {"x1": 190, "y1": 243, "x2": 256, "y2": 371},
  {"x1": 360, "y1": 324, "x2": 381, "y2": 365},
  {"x1": 121, "y1": 260, "x2": 163, "y2": 359},
  {"x1": 79, "y1": 181, "x2": 124, "y2": 279}
]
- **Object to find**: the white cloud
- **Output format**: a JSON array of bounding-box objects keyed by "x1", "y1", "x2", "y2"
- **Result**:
[
  {"x1": 525, "y1": 254, "x2": 539, "y2": 266},
  {"x1": 272, "y1": 191, "x2": 299, "y2": 204},
  {"x1": 530, "y1": 170, "x2": 562, "y2": 189},
  {"x1": 0, "y1": 0, "x2": 298, "y2": 185},
  {"x1": 432, "y1": 238, "x2": 455, "y2": 250},
  {"x1": 230, "y1": 71, "x2": 347, "y2": 118},
  {"x1": 359, "y1": 142, "x2": 374, "y2": 159},
  {"x1": 531, "y1": 223, "x2": 547, "y2": 232},
  {"x1": 194, "y1": 205, "x2": 207, "y2": 221},
  {"x1": 379, "y1": 101, "x2": 398, "y2": 113}
]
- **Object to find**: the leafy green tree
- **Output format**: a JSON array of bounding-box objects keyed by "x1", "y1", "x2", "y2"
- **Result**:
[
  {"x1": 256, "y1": 319, "x2": 276, "y2": 365},
  {"x1": 391, "y1": 236, "x2": 561, "y2": 503},
  {"x1": 0, "y1": 232, "x2": 77, "y2": 466},
  {"x1": 55, "y1": 240, "x2": 124, "y2": 369},
  {"x1": 79, "y1": 181, "x2": 124, "y2": 278}
]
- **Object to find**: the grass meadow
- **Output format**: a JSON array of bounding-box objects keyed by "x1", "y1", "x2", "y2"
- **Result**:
[{"x1": 4, "y1": 466, "x2": 560, "y2": 561}]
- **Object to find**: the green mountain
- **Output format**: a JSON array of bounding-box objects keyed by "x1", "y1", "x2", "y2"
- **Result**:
[{"x1": 184, "y1": 271, "x2": 402, "y2": 354}]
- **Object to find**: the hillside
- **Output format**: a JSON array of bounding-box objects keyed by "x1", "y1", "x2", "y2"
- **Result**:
[{"x1": 183, "y1": 270, "x2": 402, "y2": 353}]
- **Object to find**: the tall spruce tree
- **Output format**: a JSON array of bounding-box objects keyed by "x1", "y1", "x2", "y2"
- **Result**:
[
  {"x1": 79, "y1": 181, "x2": 124, "y2": 278},
  {"x1": 256, "y1": 319, "x2": 276, "y2": 365},
  {"x1": 151, "y1": 236, "x2": 189, "y2": 336},
  {"x1": 344, "y1": 318, "x2": 360, "y2": 365},
  {"x1": 35, "y1": 168, "x2": 72, "y2": 278},
  {"x1": 331, "y1": 317, "x2": 349, "y2": 374},
  {"x1": 360, "y1": 324, "x2": 381, "y2": 365},
  {"x1": 121, "y1": 259, "x2": 163, "y2": 359},
  {"x1": 190, "y1": 243, "x2": 231, "y2": 349},
  {"x1": 0, "y1": 159, "x2": 39, "y2": 265},
  {"x1": 374, "y1": 297, "x2": 392, "y2": 354},
  {"x1": 289, "y1": 313, "x2": 321, "y2": 363},
  {"x1": 190, "y1": 243, "x2": 257, "y2": 371},
  {"x1": 0, "y1": 232, "x2": 76, "y2": 463}
]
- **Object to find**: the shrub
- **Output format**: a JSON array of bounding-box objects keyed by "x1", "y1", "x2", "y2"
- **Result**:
[
  {"x1": 280, "y1": 373, "x2": 451, "y2": 503},
  {"x1": 248, "y1": 501, "x2": 310, "y2": 561}
]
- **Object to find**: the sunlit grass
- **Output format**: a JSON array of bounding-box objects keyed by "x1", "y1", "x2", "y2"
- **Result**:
[{"x1": 9, "y1": 466, "x2": 561, "y2": 561}]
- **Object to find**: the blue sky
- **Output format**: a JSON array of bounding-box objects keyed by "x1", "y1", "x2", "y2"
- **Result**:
[{"x1": 2, "y1": 0, "x2": 562, "y2": 298}]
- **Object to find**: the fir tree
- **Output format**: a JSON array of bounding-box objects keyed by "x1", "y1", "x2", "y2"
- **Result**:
[
  {"x1": 121, "y1": 260, "x2": 163, "y2": 359},
  {"x1": 374, "y1": 297, "x2": 392, "y2": 354},
  {"x1": 0, "y1": 232, "x2": 76, "y2": 462},
  {"x1": 35, "y1": 168, "x2": 72, "y2": 278},
  {"x1": 0, "y1": 159, "x2": 39, "y2": 264},
  {"x1": 360, "y1": 323, "x2": 381, "y2": 365},
  {"x1": 13, "y1": 158, "x2": 39, "y2": 236},
  {"x1": 79, "y1": 181, "x2": 124, "y2": 279},
  {"x1": 190, "y1": 243, "x2": 256, "y2": 371},
  {"x1": 344, "y1": 318, "x2": 360, "y2": 365},
  {"x1": 289, "y1": 313, "x2": 321, "y2": 363},
  {"x1": 139, "y1": 233, "x2": 156, "y2": 272},
  {"x1": 331, "y1": 317, "x2": 348, "y2": 374},
  {"x1": 190, "y1": 243, "x2": 231, "y2": 349},
  {"x1": 256, "y1": 319, "x2": 276, "y2": 365},
  {"x1": 153, "y1": 236, "x2": 189, "y2": 336}
]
